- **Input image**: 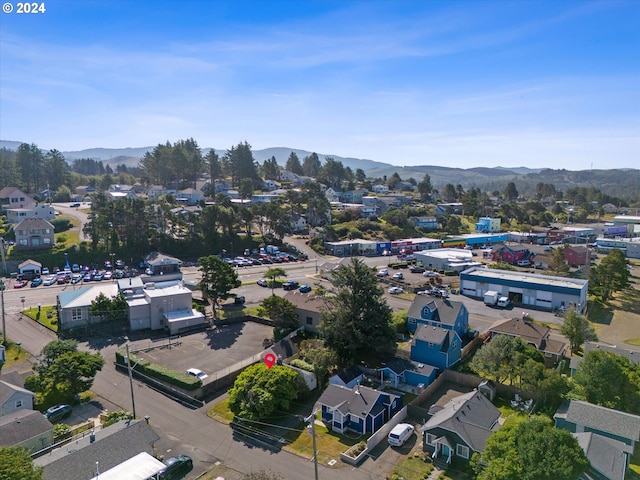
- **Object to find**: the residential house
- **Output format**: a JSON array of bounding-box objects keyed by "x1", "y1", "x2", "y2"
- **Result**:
[
  {"x1": 14, "y1": 218, "x2": 55, "y2": 250},
  {"x1": 74, "y1": 186, "x2": 96, "y2": 199},
  {"x1": 394, "y1": 181, "x2": 415, "y2": 192},
  {"x1": 338, "y1": 189, "x2": 367, "y2": 204},
  {"x1": 262, "y1": 179, "x2": 278, "y2": 190},
  {"x1": 0, "y1": 409, "x2": 54, "y2": 452},
  {"x1": 6, "y1": 203, "x2": 56, "y2": 224},
  {"x1": 17, "y1": 259, "x2": 42, "y2": 279},
  {"x1": 475, "y1": 217, "x2": 501, "y2": 233},
  {"x1": 290, "y1": 213, "x2": 307, "y2": 233},
  {"x1": 316, "y1": 384, "x2": 402, "y2": 435},
  {"x1": 570, "y1": 342, "x2": 640, "y2": 376},
  {"x1": 324, "y1": 187, "x2": 339, "y2": 203},
  {"x1": 376, "y1": 196, "x2": 404, "y2": 214},
  {"x1": 283, "y1": 291, "x2": 326, "y2": 331},
  {"x1": 372, "y1": 184, "x2": 389, "y2": 194},
  {"x1": 251, "y1": 193, "x2": 280, "y2": 204},
  {"x1": 406, "y1": 297, "x2": 469, "y2": 338},
  {"x1": 488, "y1": 317, "x2": 567, "y2": 364},
  {"x1": 574, "y1": 432, "x2": 632, "y2": 480},
  {"x1": 564, "y1": 245, "x2": 591, "y2": 267},
  {"x1": 491, "y1": 245, "x2": 533, "y2": 265},
  {"x1": 410, "y1": 324, "x2": 462, "y2": 371},
  {"x1": 554, "y1": 400, "x2": 640, "y2": 450},
  {"x1": 0, "y1": 187, "x2": 36, "y2": 210},
  {"x1": 0, "y1": 381, "x2": 35, "y2": 416},
  {"x1": 420, "y1": 390, "x2": 502, "y2": 464},
  {"x1": 436, "y1": 203, "x2": 463, "y2": 215},
  {"x1": 175, "y1": 188, "x2": 205, "y2": 206},
  {"x1": 378, "y1": 357, "x2": 437, "y2": 390},
  {"x1": 147, "y1": 185, "x2": 177, "y2": 201},
  {"x1": 278, "y1": 170, "x2": 298, "y2": 182},
  {"x1": 34, "y1": 419, "x2": 161, "y2": 480},
  {"x1": 413, "y1": 217, "x2": 438, "y2": 230},
  {"x1": 142, "y1": 251, "x2": 182, "y2": 280},
  {"x1": 329, "y1": 365, "x2": 365, "y2": 389}
]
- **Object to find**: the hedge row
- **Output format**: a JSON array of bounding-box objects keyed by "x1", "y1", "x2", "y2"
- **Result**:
[{"x1": 115, "y1": 349, "x2": 201, "y2": 391}]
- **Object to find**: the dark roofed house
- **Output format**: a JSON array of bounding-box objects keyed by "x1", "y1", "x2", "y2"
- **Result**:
[
  {"x1": 420, "y1": 390, "x2": 502, "y2": 465},
  {"x1": 574, "y1": 432, "x2": 632, "y2": 480},
  {"x1": 0, "y1": 409, "x2": 54, "y2": 452},
  {"x1": 329, "y1": 365, "x2": 365, "y2": 389},
  {"x1": 34, "y1": 419, "x2": 160, "y2": 480},
  {"x1": 554, "y1": 400, "x2": 640, "y2": 450},
  {"x1": 406, "y1": 297, "x2": 469, "y2": 338},
  {"x1": 411, "y1": 324, "x2": 462, "y2": 371},
  {"x1": 283, "y1": 291, "x2": 326, "y2": 332},
  {"x1": 378, "y1": 357, "x2": 437, "y2": 391},
  {"x1": 316, "y1": 384, "x2": 402, "y2": 436},
  {"x1": 488, "y1": 317, "x2": 567, "y2": 365}
]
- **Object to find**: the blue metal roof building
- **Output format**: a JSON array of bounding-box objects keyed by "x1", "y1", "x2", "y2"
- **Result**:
[{"x1": 459, "y1": 266, "x2": 588, "y2": 313}]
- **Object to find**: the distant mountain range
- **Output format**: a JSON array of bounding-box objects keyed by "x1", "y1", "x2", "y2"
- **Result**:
[{"x1": 2, "y1": 140, "x2": 639, "y2": 199}]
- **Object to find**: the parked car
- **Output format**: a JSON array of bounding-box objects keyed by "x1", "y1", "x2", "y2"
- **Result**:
[
  {"x1": 151, "y1": 455, "x2": 193, "y2": 480},
  {"x1": 298, "y1": 284, "x2": 312, "y2": 293},
  {"x1": 45, "y1": 404, "x2": 72, "y2": 423},
  {"x1": 83, "y1": 272, "x2": 93, "y2": 282},
  {"x1": 30, "y1": 277, "x2": 42, "y2": 287},
  {"x1": 71, "y1": 274, "x2": 82, "y2": 284},
  {"x1": 186, "y1": 368, "x2": 208, "y2": 381},
  {"x1": 42, "y1": 275, "x2": 58, "y2": 286},
  {"x1": 56, "y1": 275, "x2": 68, "y2": 284},
  {"x1": 409, "y1": 265, "x2": 425, "y2": 273},
  {"x1": 388, "y1": 287, "x2": 404, "y2": 294},
  {"x1": 14, "y1": 280, "x2": 28, "y2": 288},
  {"x1": 392, "y1": 272, "x2": 404, "y2": 280},
  {"x1": 423, "y1": 271, "x2": 439, "y2": 277},
  {"x1": 93, "y1": 272, "x2": 104, "y2": 281},
  {"x1": 257, "y1": 279, "x2": 268, "y2": 287},
  {"x1": 388, "y1": 423, "x2": 414, "y2": 447},
  {"x1": 282, "y1": 281, "x2": 300, "y2": 290},
  {"x1": 42, "y1": 267, "x2": 50, "y2": 275},
  {"x1": 70, "y1": 202, "x2": 81, "y2": 207},
  {"x1": 71, "y1": 263, "x2": 80, "y2": 272},
  {"x1": 377, "y1": 268, "x2": 389, "y2": 277},
  {"x1": 114, "y1": 269, "x2": 125, "y2": 279},
  {"x1": 103, "y1": 271, "x2": 113, "y2": 280},
  {"x1": 115, "y1": 259, "x2": 125, "y2": 269}
]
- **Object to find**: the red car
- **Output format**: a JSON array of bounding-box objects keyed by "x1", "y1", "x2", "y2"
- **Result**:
[{"x1": 13, "y1": 280, "x2": 28, "y2": 288}]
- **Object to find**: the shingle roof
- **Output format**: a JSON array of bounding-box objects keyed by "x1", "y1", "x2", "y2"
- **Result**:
[
  {"x1": 15, "y1": 217, "x2": 54, "y2": 230},
  {"x1": 574, "y1": 432, "x2": 632, "y2": 480},
  {"x1": 0, "y1": 409, "x2": 53, "y2": 446},
  {"x1": 414, "y1": 324, "x2": 450, "y2": 349},
  {"x1": 407, "y1": 297, "x2": 463, "y2": 327},
  {"x1": 559, "y1": 400, "x2": 640, "y2": 443},
  {"x1": 335, "y1": 365, "x2": 364, "y2": 383},
  {"x1": 34, "y1": 419, "x2": 160, "y2": 480},
  {"x1": 317, "y1": 384, "x2": 399, "y2": 420},
  {"x1": 420, "y1": 390, "x2": 501, "y2": 453},
  {"x1": 0, "y1": 380, "x2": 34, "y2": 405},
  {"x1": 584, "y1": 342, "x2": 640, "y2": 365},
  {"x1": 380, "y1": 357, "x2": 437, "y2": 377}
]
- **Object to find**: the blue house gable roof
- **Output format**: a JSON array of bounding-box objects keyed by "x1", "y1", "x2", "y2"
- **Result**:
[
  {"x1": 378, "y1": 357, "x2": 437, "y2": 389},
  {"x1": 411, "y1": 324, "x2": 462, "y2": 370},
  {"x1": 406, "y1": 297, "x2": 469, "y2": 337}
]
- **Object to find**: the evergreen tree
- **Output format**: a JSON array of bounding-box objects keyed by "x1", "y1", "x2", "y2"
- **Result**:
[{"x1": 285, "y1": 152, "x2": 302, "y2": 175}]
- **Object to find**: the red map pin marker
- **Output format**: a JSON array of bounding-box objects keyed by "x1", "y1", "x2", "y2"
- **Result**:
[{"x1": 264, "y1": 353, "x2": 277, "y2": 369}]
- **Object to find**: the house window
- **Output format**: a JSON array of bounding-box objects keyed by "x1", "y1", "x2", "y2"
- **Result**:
[
  {"x1": 426, "y1": 433, "x2": 436, "y2": 446},
  {"x1": 456, "y1": 444, "x2": 470, "y2": 459},
  {"x1": 408, "y1": 318, "x2": 416, "y2": 324},
  {"x1": 15, "y1": 400, "x2": 23, "y2": 408},
  {"x1": 71, "y1": 308, "x2": 82, "y2": 322},
  {"x1": 306, "y1": 316, "x2": 313, "y2": 325}
]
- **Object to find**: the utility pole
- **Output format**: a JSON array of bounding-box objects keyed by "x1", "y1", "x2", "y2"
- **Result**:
[
  {"x1": 305, "y1": 410, "x2": 319, "y2": 480},
  {"x1": 125, "y1": 343, "x2": 137, "y2": 418},
  {"x1": 0, "y1": 279, "x2": 6, "y2": 347}
]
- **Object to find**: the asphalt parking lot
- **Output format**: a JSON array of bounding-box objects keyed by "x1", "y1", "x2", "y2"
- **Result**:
[{"x1": 131, "y1": 321, "x2": 274, "y2": 379}]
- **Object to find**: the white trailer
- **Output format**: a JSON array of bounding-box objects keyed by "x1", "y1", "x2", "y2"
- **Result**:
[{"x1": 484, "y1": 290, "x2": 499, "y2": 306}]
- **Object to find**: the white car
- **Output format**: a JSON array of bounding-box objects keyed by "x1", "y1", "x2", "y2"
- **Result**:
[
  {"x1": 392, "y1": 272, "x2": 404, "y2": 279},
  {"x1": 388, "y1": 287, "x2": 404, "y2": 295},
  {"x1": 186, "y1": 368, "x2": 208, "y2": 381},
  {"x1": 423, "y1": 271, "x2": 439, "y2": 277},
  {"x1": 377, "y1": 269, "x2": 389, "y2": 277},
  {"x1": 42, "y1": 275, "x2": 58, "y2": 286},
  {"x1": 388, "y1": 423, "x2": 415, "y2": 446}
]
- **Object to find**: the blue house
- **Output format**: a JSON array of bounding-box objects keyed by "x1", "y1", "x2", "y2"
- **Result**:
[
  {"x1": 406, "y1": 297, "x2": 469, "y2": 338},
  {"x1": 329, "y1": 365, "x2": 365, "y2": 389},
  {"x1": 413, "y1": 216, "x2": 438, "y2": 230},
  {"x1": 378, "y1": 357, "x2": 437, "y2": 390},
  {"x1": 316, "y1": 384, "x2": 402, "y2": 436},
  {"x1": 411, "y1": 324, "x2": 462, "y2": 370}
]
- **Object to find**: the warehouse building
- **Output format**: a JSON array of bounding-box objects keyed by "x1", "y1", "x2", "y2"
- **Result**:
[{"x1": 459, "y1": 266, "x2": 588, "y2": 313}]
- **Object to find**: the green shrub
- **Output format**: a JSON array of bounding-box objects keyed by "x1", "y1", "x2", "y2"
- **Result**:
[
  {"x1": 290, "y1": 358, "x2": 314, "y2": 372},
  {"x1": 115, "y1": 350, "x2": 201, "y2": 390}
]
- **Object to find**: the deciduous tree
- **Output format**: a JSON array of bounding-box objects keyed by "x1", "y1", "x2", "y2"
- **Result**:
[
  {"x1": 0, "y1": 446, "x2": 44, "y2": 480},
  {"x1": 560, "y1": 310, "x2": 597, "y2": 353},
  {"x1": 198, "y1": 255, "x2": 241, "y2": 317},
  {"x1": 258, "y1": 295, "x2": 298, "y2": 340}
]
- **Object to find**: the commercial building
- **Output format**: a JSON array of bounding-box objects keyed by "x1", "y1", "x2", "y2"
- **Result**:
[
  {"x1": 459, "y1": 266, "x2": 588, "y2": 313},
  {"x1": 595, "y1": 237, "x2": 640, "y2": 258},
  {"x1": 414, "y1": 248, "x2": 481, "y2": 272},
  {"x1": 475, "y1": 217, "x2": 501, "y2": 233}
]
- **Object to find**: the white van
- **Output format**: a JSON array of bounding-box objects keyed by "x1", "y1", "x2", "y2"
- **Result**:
[
  {"x1": 497, "y1": 297, "x2": 510, "y2": 308},
  {"x1": 388, "y1": 423, "x2": 414, "y2": 447}
]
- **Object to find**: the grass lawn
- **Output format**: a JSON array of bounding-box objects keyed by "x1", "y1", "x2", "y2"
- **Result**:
[
  {"x1": 392, "y1": 455, "x2": 434, "y2": 480},
  {"x1": 1, "y1": 341, "x2": 31, "y2": 367},
  {"x1": 207, "y1": 398, "x2": 235, "y2": 424},
  {"x1": 24, "y1": 306, "x2": 58, "y2": 331},
  {"x1": 283, "y1": 419, "x2": 363, "y2": 464}
]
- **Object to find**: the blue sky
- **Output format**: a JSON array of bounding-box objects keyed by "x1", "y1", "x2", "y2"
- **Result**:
[{"x1": 1, "y1": 0, "x2": 639, "y2": 169}]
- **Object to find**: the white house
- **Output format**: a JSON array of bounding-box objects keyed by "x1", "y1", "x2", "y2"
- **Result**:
[
  {"x1": 6, "y1": 204, "x2": 56, "y2": 224},
  {"x1": 372, "y1": 184, "x2": 389, "y2": 194},
  {"x1": 0, "y1": 381, "x2": 35, "y2": 416}
]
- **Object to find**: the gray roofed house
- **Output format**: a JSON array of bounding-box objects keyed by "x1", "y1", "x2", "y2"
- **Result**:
[
  {"x1": 14, "y1": 217, "x2": 55, "y2": 251},
  {"x1": 574, "y1": 432, "x2": 632, "y2": 480},
  {"x1": 406, "y1": 297, "x2": 469, "y2": 338},
  {"x1": 0, "y1": 380, "x2": 35, "y2": 416},
  {"x1": 0, "y1": 409, "x2": 54, "y2": 452},
  {"x1": 488, "y1": 316, "x2": 567, "y2": 365},
  {"x1": 420, "y1": 390, "x2": 502, "y2": 465},
  {"x1": 570, "y1": 341, "x2": 640, "y2": 375},
  {"x1": 317, "y1": 384, "x2": 402, "y2": 435},
  {"x1": 378, "y1": 357, "x2": 438, "y2": 390},
  {"x1": 34, "y1": 419, "x2": 160, "y2": 480},
  {"x1": 554, "y1": 400, "x2": 640, "y2": 449}
]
